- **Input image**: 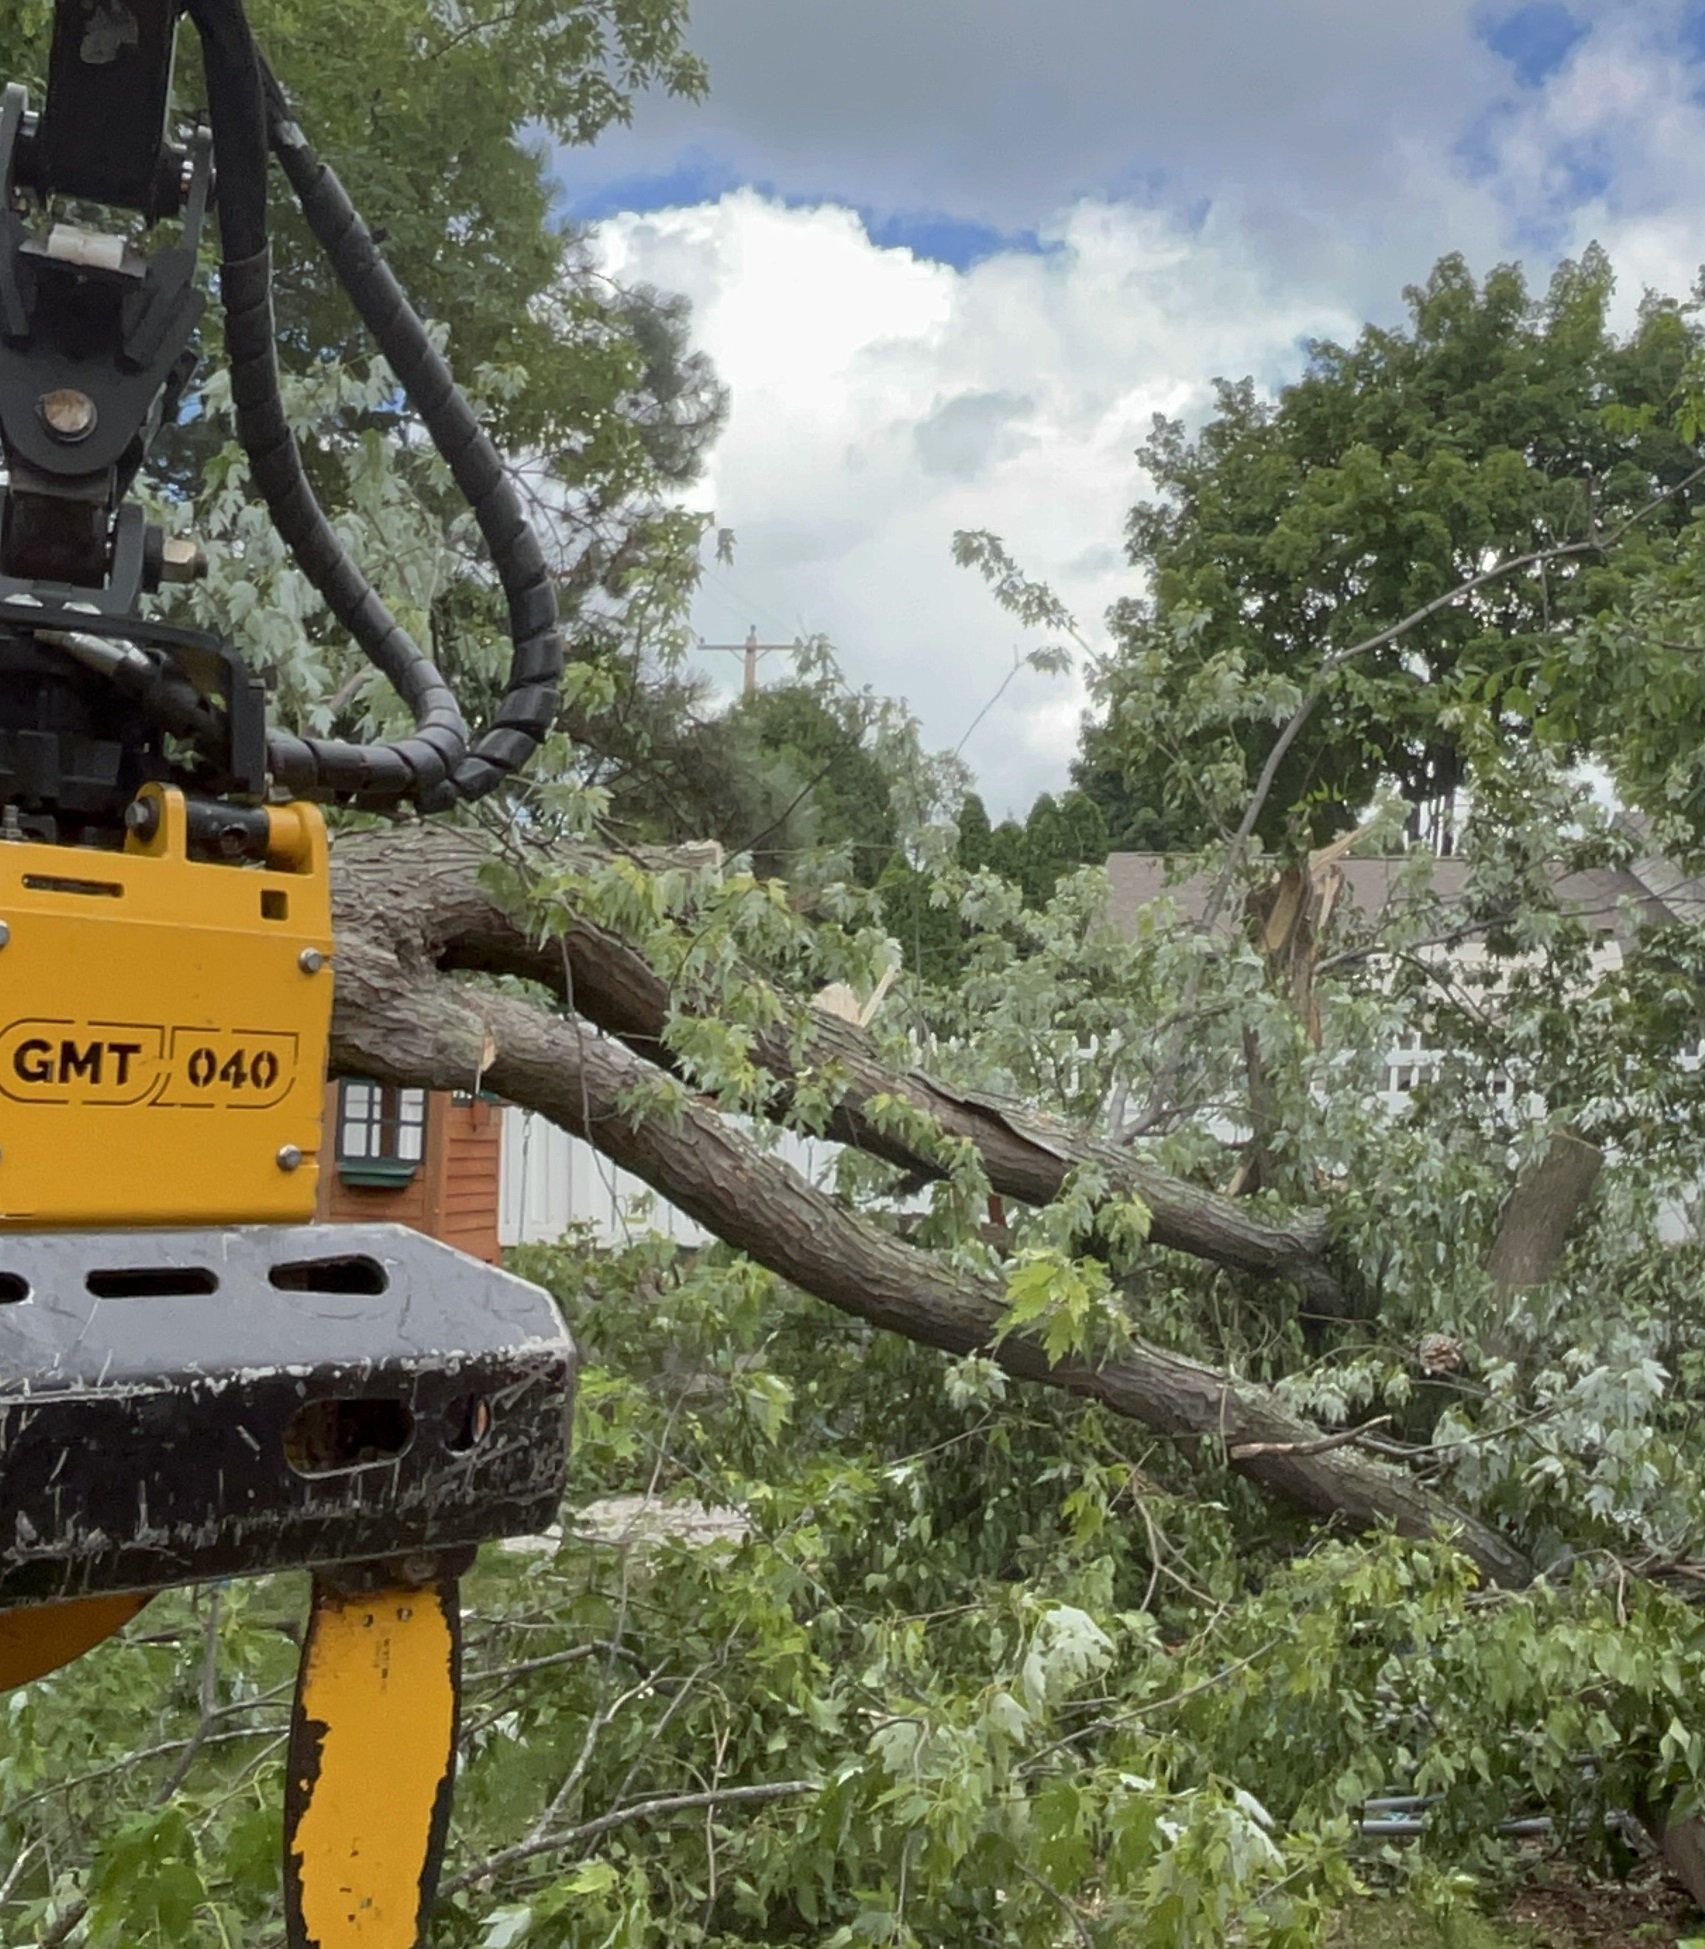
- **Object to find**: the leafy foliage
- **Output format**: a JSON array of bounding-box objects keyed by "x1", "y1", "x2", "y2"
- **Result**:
[
  {"x1": 597, "y1": 671, "x2": 912, "y2": 885},
  {"x1": 17, "y1": 1235, "x2": 1705, "y2": 1945},
  {"x1": 1081, "y1": 250, "x2": 1704, "y2": 850},
  {"x1": 15, "y1": 9, "x2": 1705, "y2": 1927}
]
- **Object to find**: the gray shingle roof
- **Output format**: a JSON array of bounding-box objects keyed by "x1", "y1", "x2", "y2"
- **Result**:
[{"x1": 1104, "y1": 852, "x2": 1685, "y2": 943}]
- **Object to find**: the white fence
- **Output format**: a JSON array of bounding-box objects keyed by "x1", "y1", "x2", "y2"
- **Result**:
[{"x1": 498, "y1": 1106, "x2": 836, "y2": 1249}]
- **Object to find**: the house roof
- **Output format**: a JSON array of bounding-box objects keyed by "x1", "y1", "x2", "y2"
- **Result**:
[{"x1": 1104, "y1": 851, "x2": 1696, "y2": 944}]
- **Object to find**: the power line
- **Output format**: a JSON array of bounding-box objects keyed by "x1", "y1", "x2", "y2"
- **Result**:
[{"x1": 700, "y1": 559, "x2": 805, "y2": 642}]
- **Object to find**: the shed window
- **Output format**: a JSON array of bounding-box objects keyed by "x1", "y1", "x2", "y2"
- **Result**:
[{"x1": 337, "y1": 1081, "x2": 428, "y2": 1186}]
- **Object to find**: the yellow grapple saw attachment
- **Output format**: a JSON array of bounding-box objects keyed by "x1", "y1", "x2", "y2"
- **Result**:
[
  {"x1": 0, "y1": 790, "x2": 577, "y2": 1939},
  {"x1": 0, "y1": 0, "x2": 574, "y2": 1934}
]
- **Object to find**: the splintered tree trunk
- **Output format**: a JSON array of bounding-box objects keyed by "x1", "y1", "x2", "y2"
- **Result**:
[{"x1": 323, "y1": 826, "x2": 1532, "y2": 1590}]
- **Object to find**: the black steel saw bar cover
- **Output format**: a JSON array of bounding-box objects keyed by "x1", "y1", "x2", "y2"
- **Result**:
[{"x1": 0, "y1": 1223, "x2": 577, "y2": 1606}]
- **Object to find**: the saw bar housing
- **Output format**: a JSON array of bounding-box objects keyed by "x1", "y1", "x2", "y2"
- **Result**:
[{"x1": 0, "y1": 1222, "x2": 576, "y2": 1609}]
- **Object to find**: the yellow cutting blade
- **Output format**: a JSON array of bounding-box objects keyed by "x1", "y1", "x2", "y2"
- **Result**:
[
  {"x1": 284, "y1": 1574, "x2": 461, "y2": 1949},
  {"x1": 0, "y1": 1592, "x2": 151, "y2": 1689}
]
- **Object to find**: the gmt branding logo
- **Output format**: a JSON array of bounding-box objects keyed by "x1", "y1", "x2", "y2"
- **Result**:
[{"x1": 0, "y1": 1020, "x2": 299, "y2": 1108}]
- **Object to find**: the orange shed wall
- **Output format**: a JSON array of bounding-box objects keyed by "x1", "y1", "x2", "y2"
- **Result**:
[
  {"x1": 314, "y1": 1081, "x2": 432, "y2": 1229},
  {"x1": 313, "y1": 1084, "x2": 502, "y2": 1264},
  {"x1": 431, "y1": 1096, "x2": 503, "y2": 1265}
]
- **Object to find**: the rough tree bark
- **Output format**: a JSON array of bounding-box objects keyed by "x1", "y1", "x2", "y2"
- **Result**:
[
  {"x1": 325, "y1": 826, "x2": 1531, "y2": 1589},
  {"x1": 1486, "y1": 1132, "x2": 1604, "y2": 1293},
  {"x1": 342, "y1": 827, "x2": 1347, "y2": 1308}
]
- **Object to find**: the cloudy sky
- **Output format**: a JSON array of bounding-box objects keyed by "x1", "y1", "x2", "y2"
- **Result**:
[{"x1": 562, "y1": 2, "x2": 1705, "y2": 814}]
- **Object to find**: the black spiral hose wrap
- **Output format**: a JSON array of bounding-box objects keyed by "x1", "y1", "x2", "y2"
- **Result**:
[{"x1": 180, "y1": 0, "x2": 563, "y2": 808}]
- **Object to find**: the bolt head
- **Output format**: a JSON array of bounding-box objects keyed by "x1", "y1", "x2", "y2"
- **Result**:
[
  {"x1": 124, "y1": 798, "x2": 160, "y2": 836},
  {"x1": 38, "y1": 388, "x2": 96, "y2": 442},
  {"x1": 298, "y1": 947, "x2": 326, "y2": 974},
  {"x1": 276, "y1": 1144, "x2": 303, "y2": 1172},
  {"x1": 0, "y1": 920, "x2": 12, "y2": 950}
]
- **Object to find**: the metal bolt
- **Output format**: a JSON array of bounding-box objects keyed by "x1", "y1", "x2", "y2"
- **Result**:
[
  {"x1": 38, "y1": 388, "x2": 96, "y2": 443},
  {"x1": 0, "y1": 920, "x2": 12, "y2": 950},
  {"x1": 276, "y1": 1145, "x2": 303, "y2": 1172},
  {"x1": 124, "y1": 798, "x2": 160, "y2": 837},
  {"x1": 298, "y1": 947, "x2": 326, "y2": 974}
]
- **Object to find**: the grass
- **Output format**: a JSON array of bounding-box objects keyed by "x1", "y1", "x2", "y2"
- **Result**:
[{"x1": 1330, "y1": 1898, "x2": 1536, "y2": 1949}]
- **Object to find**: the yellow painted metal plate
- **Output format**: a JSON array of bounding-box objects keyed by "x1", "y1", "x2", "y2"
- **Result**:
[
  {"x1": 0, "y1": 788, "x2": 332, "y2": 1227},
  {"x1": 285, "y1": 1577, "x2": 460, "y2": 1949},
  {"x1": 0, "y1": 1591, "x2": 150, "y2": 1688}
]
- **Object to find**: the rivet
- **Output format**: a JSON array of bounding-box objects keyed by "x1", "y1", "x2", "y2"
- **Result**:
[
  {"x1": 0, "y1": 920, "x2": 12, "y2": 949},
  {"x1": 298, "y1": 947, "x2": 325, "y2": 974},
  {"x1": 38, "y1": 388, "x2": 97, "y2": 442},
  {"x1": 276, "y1": 1144, "x2": 303, "y2": 1172}
]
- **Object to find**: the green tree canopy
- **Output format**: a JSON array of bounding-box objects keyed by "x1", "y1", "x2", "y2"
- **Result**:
[
  {"x1": 1084, "y1": 248, "x2": 1703, "y2": 850},
  {"x1": 955, "y1": 790, "x2": 1112, "y2": 909},
  {"x1": 592, "y1": 675, "x2": 912, "y2": 886}
]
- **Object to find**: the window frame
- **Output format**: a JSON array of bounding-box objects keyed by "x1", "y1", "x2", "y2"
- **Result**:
[{"x1": 335, "y1": 1080, "x2": 429, "y2": 1187}]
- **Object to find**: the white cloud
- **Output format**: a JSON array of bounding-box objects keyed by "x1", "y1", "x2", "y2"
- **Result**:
[
  {"x1": 604, "y1": 188, "x2": 1535, "y2": 806},
  {"x1": 1461, "y1": 11, "x2": 1705, "y2": 305},
  {"x1": 587, "y1": 6, "x2": 1705, "y2": 814},
  {"x1": 596, "y1": 190, "x2": 1455, "y2": 811}
]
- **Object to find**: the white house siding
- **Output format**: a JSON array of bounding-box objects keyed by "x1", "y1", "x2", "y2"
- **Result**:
[{"x1": 498, "y1": 1106, "x2": 836, "y2": 1249}]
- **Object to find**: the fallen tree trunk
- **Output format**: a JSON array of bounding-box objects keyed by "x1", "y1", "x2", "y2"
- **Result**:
[
  {"x1": 333, "y1": 826, "x2": 1346, "y2": 1310},
  {"x1": 326, "y1": 830, "x2": 1532, "y2": 1589}
]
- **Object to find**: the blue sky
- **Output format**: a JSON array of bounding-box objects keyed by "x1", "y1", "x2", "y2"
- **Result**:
[
  {"x1": 562, "y1": 1, "x2": 1705, "y2": 810},
  {"x1": 1483, "y1": 4, "x2": 1590, "y2": 86},
  {"x1": 565, "y1": 163, "x2": 1047, "y2": 274}
]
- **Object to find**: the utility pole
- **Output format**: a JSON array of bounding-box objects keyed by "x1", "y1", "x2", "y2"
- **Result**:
[{"x1": 699, "y1": 626, "x2": 797, "y2": 698}]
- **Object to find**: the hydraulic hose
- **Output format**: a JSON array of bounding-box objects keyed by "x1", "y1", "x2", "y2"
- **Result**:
[{"x1": 180, "y1": 0, "x2": 563, "y2": 809}]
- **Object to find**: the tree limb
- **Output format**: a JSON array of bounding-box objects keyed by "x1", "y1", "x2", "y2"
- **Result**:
[
  {"x1": 439, "y1": 1779, "x2": 820, "y2": 1897},
  {"x1": 326, "y1": 846, "x2": 1531, "y2": 1587},
  {"x1": 1228, "y1": 1415, "x2": 1391, "y2": 1462},
  {"x1": 1486, "y1": 1131, "x2": 1603, "y2": 1293},
  {"x1": 334, "y1": 826, "x2": 1347, "y2": 1311}
]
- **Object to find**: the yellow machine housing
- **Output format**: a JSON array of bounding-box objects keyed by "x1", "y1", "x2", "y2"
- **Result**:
[{"x1": 0, "y1": 783, "x2": 332, "y2": 1228}]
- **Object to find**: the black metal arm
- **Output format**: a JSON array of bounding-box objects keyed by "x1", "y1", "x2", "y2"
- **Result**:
[{"x1": 0, "y1": 0, "x2": 564, "y2": 826}]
